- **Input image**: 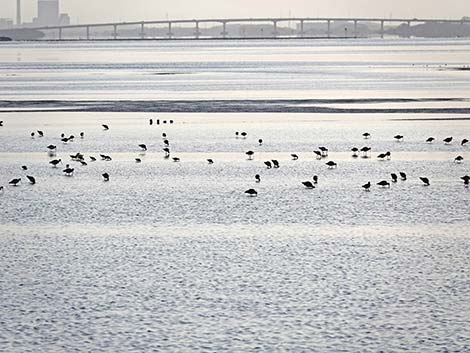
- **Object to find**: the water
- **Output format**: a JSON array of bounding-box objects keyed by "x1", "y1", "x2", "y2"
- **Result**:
[{"x1": 1, "y1": 38, "x2": 470, "y2": 352}]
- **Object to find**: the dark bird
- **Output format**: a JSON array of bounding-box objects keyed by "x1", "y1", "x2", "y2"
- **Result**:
[
  {"x1": 104, "y1": 156, "x2": 112, "y2": 161},
  {"x1": 89, "y1": 156, "x2": 97, "y2": 162},
  {"x1": 47, "y1": 144, "x2": 56, "y2": 151},
  {"x1": 163, "y1": 139, "x2": 169, "y2": 146},
  {"x1": 245, "y1": 188, "x2": 258, "y2": 197},
  {"x1": 271, "y1": 160, "x2": 280, "y2": 168},
  {"x1": 37, "y1": 130, "x2": 44, "y2": 137},
  {"x1": 443, "y1": 137, "x2": 453, "y2": 144},
  {"x1": 49, "y1": 159, "x2": 62, "y2": 167},
  {"x1": 149, "y1": 119, "x2": 153, "y2": 125},
  {"x1": 255, "y1": 174, "x2": 261, "y2": 183},
  {"x1": 461, "y1": 175, "x2": 470, "y2": 186},
  {"x1": 326, "y1": 161, "x2": 337, "y2": 168},
  {"x1": 31, "y1": 132, "x2": 35, "y2": 138},
  {"x1": 172, "y1": 157, "x2": 180, "y2": 162},
  {"x1": 360, "y1": 146, "x2": 371, "y2": 158},
  {"x1": 9, "y1": 178, "x2": 21, "y2": 186},
  {"x1": 302, "y1": 181, "x2": 315, "y2": 189},
  {"x1": 63, "y1": 167, "x2": 74, "y2": 176},
  {"x1": 377, "y1": 153, "x2": 387, "y2": 160},
  {"x1": 102, "y1": 124, "x2": 109, "y2": 130},
  {"x1": 291, "y1": 154, "x2": 299, "y2": 160},
  {"x1": 319, "y1": 147, "x2": 329, "y2": 157},
  {"x1": 461, "y1": 139, "x2": 469, "y2": 146},
  {"x1": 156, "y1": 119, "x2": 160, "y2": 125},
  {"x1": 351, "y1": 147, "x2": 359, "y2": 158},
  {"x1": 426, "y1": 137, "x2": 435, "y2": 143},
  {"x1": 162, "y1": 132, "x2": 167, "y2": 138},
  {"x1": 399, "y1": 172, "x2": 407, "y2": 181},
  {"x1": 26, "y1": 176, "x2": 36, "y2": 185},
  {"x1": 240, "y1": 132, "x2": 247, "y2": 139},
  {"x1": 61, "y1": 137, "x2": 69, "y2": 143},
  {"x1": 394, "y1": 135, "x2": 404, "y2": 141},
  {"x1": 391, "y1": 173, "x2": 398, "y2": 182},
  {"x1": 61, "y1": 133, "x2": 65, "y2": 138},
  {"x1": 264, "y1": 161, "x2": 272, "y2": 169},
  {"x1": 258, "y1": 139, "x2": 263, "y2": 145},
  {"x1": 420, "y1": 177, "x2": 430, "y2": 186},
  {"x1": 377, "y1": 180, "x2": 390, "y2": 188},
  {"x1": 363, "y1": 132, "x2": 371, "y2": 139},
  {"x1": 313, "y1": 150, "x2": 322, "y2": 159},
  {"x1": 139, "y1": 144, "x2": 147, "y2": 151},
  {"x1": 80, "y1": 161, "x2": 88, "y2": 166},
  {"x1": 80, "y1": 132, "x2": 84, "y2": 138},
  {"x1": 163, "y1": 147, "x2": 170, "y2": 157},
  {"x1": 0, "y1": 186, "x2": 3, "y2": 192},
  {"x1": 235, "y1": 132, "x2": 239, "y2": 138},
  {"x1": 135, "y1": 158, "x2": 142, "y2": 163},
  {"x1": 207, "y1": 159, "x2": 214, "y2": 164},
  {"x1": 21, "y1": 165, "x2": 28, "y2": 171},
  {"x1": 362, "y1": 181, "x2": 371, "y2": 191},
  {"x1": 313, "y1": 175, "x2": 318, "y2": 184},
  {"x1": 102, "y1": 173, "x2": 109, "y2": 182},
  {"x1": 0, "y1": 121, "x2": 3, "y2": 126},
  {"x1": 246, "y1": 151, "x2": 254, "y2": 160},
  {"x1": 68, "y1": 135, "x2": 75, "y2": 141},
  {"x1": 454, "y1": 155, "x2": 463, "y2": 163}
]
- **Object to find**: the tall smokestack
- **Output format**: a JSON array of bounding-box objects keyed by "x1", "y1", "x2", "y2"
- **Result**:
[{"x1": 16, "y1": 0, "x2": 21, "y2": 26}]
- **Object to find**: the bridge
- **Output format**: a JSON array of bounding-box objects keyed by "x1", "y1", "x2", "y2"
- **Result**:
[{"x1": 23, "y1": 16, "x2": 470, "y2": 40}]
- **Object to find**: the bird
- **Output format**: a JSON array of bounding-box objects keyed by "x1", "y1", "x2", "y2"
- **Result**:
[
  {"x1": 443, "y1": 137, "x2": 453, "y2": 144},
  {"x1": 291, "y1": 154, "x2": 299, "y2": 160},
  {"x1": 240, "y1": 132, "x2": 247, "y2": 139},
  {"x1": 313, "y1": 175, "x2": 318, "y2": 184},
  {"x1": 377, "y1": 153, "x2": 387, "y2": 160},
  {"x1": 326, "y1": 161, "x2": 337, "y2": 168},
  {"x1": 26, "y1": 176, "x2": 36, "y2": 185},
  {"x1": 163, "y1": 139, "x2": 170, "y2": 146},
  {"x1": 80, "y1": 161, "x2": 88, "y2": 166},
  {"x1": 138, "y1": 144, "x2": 147, "y2": 151},
  {"x1": 9, "y1": 178, "x2": 21, "y2": 186},
  {"x1": 454, "y1": 156, "x2": 463, "y2": 163},
  {"x1": 255, "y1": 174, "x2": 261, "y2": 183},
  {"x1": 258, "y1": 139, "x2": 263, "y2": 145},
  {"x1": 313, "y1": 150, "x2": 322, "y2": 159},
  {"x1": 394, "y1": 135, "x2": 404, "y2": 141},
  {"x1": 102, "y1": 124, "x2": 109, "y2": 130},
  {"x1": 245, "y1": 151, "x2": 254, "y2": 160},
  {"x1": 271, "y1": 160, "x2": 279, "y2": 168},
  {"x1": 360, "y1": 146, "x2": 371, "y2": 158},
  {"x1": 163, "y1": 147, "x2": 170, "y2": 157},
  {"x1": 362, "y1": 181, "x2": 371, "y2": 191},
  {"x1": 61, "y1": 137, "x2": 69, "y2": 143},
  {"x1": 149, "y1": 119, "x2": 153, "y2": 125},
  {"x1": 319, "y1": 147, "x2": 329, "y2": 157},
  {"x1": 63, "y1": 167, "x2": 74, "y2": 176},
  {"x1": 31, "y1": 132, "x2": 35, "y2": 138},
  {"x1": 21, "y1": 165, "x2": 28, "y2": 171},
  {"x1": 235, "y1": 132, "x2": 239, "y2": 138},
  {"x1": 0, "y1": 186, "x2": 3, "y2": 192},
  {"x1": 245, "y1": 189, "x2": 257, "y2": 197},
  {"x1": 0, "y1": 121, "x2": 3, "y2": 126},
  {"x1": 49, "y1": 159, "x2": 62, "y2": 167},
  {"x1": 461, "y1": 139, "x2": 469, "y2": 146},
  {"x1": 426, "y1": 137, "x2": 435, "y2": 143},
  {"x1": 420, "y1": 177, "x2": 430, "y2": 186},
  {"x1": 89, "y1": 156, "x2": 97, "y2": 162},
  {"x1": 47, "y1": 144, "x2": 57, "y2": 151},
  {"x1": 102, "y1": 173, "x2": 109, "y2": 182},
  {"x1": 391, "y1": 173, "x2": 398, "y2": 182},
  {"x1": 37, "y1": 130, "x2": 44, "y2": 137},
  {"x1": 399, "y1": 172, "x2": 407, "y2": 181},
  {"x1": 135, "y1": 158, "x2": 142, "y2": 163},
  {"x1": 363, "y1": 132, "x2": 371, "y2": 139},
  {"x1": 302, "y1": 181, "x2": 315, "y2": 189},
  {"x1": 351, "y1": 147, "x2": 359, "y2": 158},
  {"x1": 172, "y1": 157, "x2": 180, "y2": 162},
  {"x1": 377, "y1": 180, "x2": 390, "y2": 188},
  {"x1": 264, "y1": 161, "x2": 272, "y2": 169},
  {"x1": 162, "y1": 132, "x2": 167, "y2": 138},
  {"x1": 207, "y1": 159, "x2": 214, "y2": 164},
  {"x1": 80, "y1": 132, "x2": 84, "y2": 138},
  {"x1": 461, "y1": 175, "x2": 470, "y2": 186}
]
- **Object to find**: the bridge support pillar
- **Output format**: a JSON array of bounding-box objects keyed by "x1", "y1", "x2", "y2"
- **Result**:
[
  {"x1": 194, "y1": 21, "x2": 201, "y2": 39},
  {"x1": 221, "y1": 21, "x2": 228, "y2": 38},
  {"x1": 113, "y1": 24, "x2": 117, "y2": 40},
  {"x1": 380, "y1": 20, "x2": 384, "y2": 38},
  {"x1": 272, "y1": 20, "x2": 278, "y2": 37},
  {"x1": 168, "y1": 22, "x2": 173, "y2": 39},
  {"x1": 354, "y1": 20, "x2": 358, "y2": 38},
  {"x1": 86, "y1": 26, "x2": 90, "y2": 40},
  {"x1": 299, "y1": 20, "x2": 304, "y2": 38},
  {"x1": 327, "y1": 20, "x2": 331, "y2": 38},
  {"x1": 140, "y1": 22, "x2": 145, "y2": 39},
  {"x1": 58, "y1": 27, "x2": 62, "y2": 40}
]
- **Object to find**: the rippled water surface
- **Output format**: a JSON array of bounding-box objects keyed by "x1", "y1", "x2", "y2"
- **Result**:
[{"x1": 1, "y1": 39, "x2": 470, "y2": 352}]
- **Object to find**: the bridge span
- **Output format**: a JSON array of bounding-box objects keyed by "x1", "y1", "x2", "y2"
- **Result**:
[{"x1": 23, "y1": 16, "x2": 470, "y2": 40}]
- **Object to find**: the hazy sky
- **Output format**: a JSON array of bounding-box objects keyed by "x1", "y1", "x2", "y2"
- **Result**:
[{"x1": 2, "y1": 0, "x2": 469, "y2": 24}]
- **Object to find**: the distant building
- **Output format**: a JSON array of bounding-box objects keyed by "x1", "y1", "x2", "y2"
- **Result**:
[
  {"x1": 31, "y1": 0, "x2": 70, "y2": 26},
  {"x1": 0, "y1": 18, "x2": 14, "y2": 29}
]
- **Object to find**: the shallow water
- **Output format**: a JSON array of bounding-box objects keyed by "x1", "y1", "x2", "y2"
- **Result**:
[{"x1": 1, "y1": 39, "x2": 470, "y2": 352}]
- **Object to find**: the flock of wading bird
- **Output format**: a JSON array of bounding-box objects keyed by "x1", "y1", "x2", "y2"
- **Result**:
[{"x1": 0, "y1": 119, "x2": 469, "y2": 196}]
